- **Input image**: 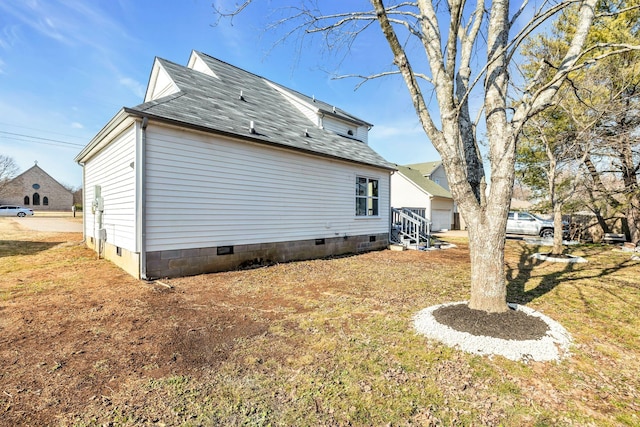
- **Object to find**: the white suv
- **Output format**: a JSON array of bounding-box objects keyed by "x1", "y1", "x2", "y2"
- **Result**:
[
  {"x1": 0, "y1": 205, "x2": 34, "y2": 217},
  {"x1": 506, "y1": 211, "x2": 555, "y2": 238}
]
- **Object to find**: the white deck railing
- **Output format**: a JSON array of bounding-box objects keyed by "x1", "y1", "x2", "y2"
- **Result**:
[{"x1": 390, "y1": 207, "x2": 431, "y2": 249}]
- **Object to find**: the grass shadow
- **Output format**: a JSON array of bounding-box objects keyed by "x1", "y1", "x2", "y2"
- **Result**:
[
  {"x1": 506, "y1": 244, "x2": 551, "y2": 304},
  {"x1": 506, "y1": 243, "x2": 638, "y2": 305},
  {"x1": 0, "y1": 240, "x2": 62, "y2": 258}
]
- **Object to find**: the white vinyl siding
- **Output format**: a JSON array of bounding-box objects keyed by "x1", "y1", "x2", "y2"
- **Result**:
[
  {"x1": 83, "y1": 124, "x2": 137, "y2": 251},
  {"x1": 322, "y1": 116, "x2": 368, "y2": 144},
  {"x1": 266, "y1": 82, "x2": 319, "y2": 126},
  {"x1": 429, "y1": 165, "x2": 450, "y2": 191},
  {"x1": 267, "y1": 83, "x2": 370, "y2": 144},
  {"x1": 390, "y1": 172, "x2": 454, "y2": 231},
  {"x1": 390, "y1": 172, "x2": 432, "y2": 212},
  {"x1": 144, "y1": 124, "x2": 389, "y2": 251}
]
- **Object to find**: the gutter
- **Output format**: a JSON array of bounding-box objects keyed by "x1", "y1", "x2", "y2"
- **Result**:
[{"x1": 122, "y1": 108, "x2": 396, "y2": 172}]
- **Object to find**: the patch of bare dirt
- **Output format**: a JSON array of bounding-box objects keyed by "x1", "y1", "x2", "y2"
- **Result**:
[{"x1": 0, "y1": 223, "x2": 307, "y2": 425}]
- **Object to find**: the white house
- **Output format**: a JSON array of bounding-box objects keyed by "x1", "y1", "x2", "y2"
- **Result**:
[
  {"x1": 391, "y1": 164, "x2": 456, "y2": 231},
  {"x1": 75, "y1": 51, "x2": 394, "y2": 279},
  {"x1": 408, "y1": 161, "x2": 450, "y2": 190}
]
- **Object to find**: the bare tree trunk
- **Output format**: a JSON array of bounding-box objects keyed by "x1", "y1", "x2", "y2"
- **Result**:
[
  {"x1": 544, "y1": 139, "x2": 565, "y2": 254},
  {"x1": 467, "y1": 216, "x2": 508, "y2": 312},
  {"x1": 592, "y1": 207, "x2": 613, "y2": 234},
  {"x1": 620, "y1": 138, "x2": 640, "y2": 243},
  {"x1": 553, "y1": 204, "x2": 564, "y2": 255},
  {"x1": 583, "y1": 154, "x2": 622, "y2": 209},
  {"x1": 626, "y1": 195, "x2": 640, "y2": 244}
]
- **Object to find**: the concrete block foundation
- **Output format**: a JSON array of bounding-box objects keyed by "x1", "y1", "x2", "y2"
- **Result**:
[{"x1": 144, "y1": 233, "x2": 389, "y2": 279}]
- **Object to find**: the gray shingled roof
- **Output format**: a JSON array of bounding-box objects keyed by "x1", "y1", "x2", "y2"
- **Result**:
[
  {"x1": 395, "y1": 164, "x2": 452, "y2": 199},
  {"x1": 125, "y1": 52, "x2": 393, "y2": 171}
]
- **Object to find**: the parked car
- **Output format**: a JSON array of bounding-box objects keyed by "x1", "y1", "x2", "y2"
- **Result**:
[
  {"x1": 0, "y1": 205, "x2": 34, "y2": 217},
  {"x1": 506, "y1": 211, "x2": 566, "y2": 238}
]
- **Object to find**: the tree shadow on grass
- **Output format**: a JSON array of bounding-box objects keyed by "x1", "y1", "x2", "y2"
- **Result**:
[
  {"x1": 0, "y1": 240, "x2": 62, "y2": 258},
  {"x1": 506, "y1": 244, "x2": 552, "y2": 304},
  {"x1": 506, "y1": 243, "x2": 636, "y2": 306}
]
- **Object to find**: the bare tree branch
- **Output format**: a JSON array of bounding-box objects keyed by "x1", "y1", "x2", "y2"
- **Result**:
[{"x1": 333, "y1": 70, "x2": 433, "y2": 90}]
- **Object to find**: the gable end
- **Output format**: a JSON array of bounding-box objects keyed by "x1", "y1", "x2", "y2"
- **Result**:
[{"x1": 144, "y1": 59, "x2": 181, "y2": 103}]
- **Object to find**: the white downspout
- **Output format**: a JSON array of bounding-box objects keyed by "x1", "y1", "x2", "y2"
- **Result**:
[
  {"x1": 389, "y1": 170, "x2": 394, "y2": 245},
  {"x1": 79, "y1": 162, "x2": 87, "y2": 244},
  {"x1": 138, "y1": 117, "x2": 149, "y2": 280}
]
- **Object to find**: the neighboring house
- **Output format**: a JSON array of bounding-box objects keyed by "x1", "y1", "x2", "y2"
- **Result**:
[
  {"x1": 0, "y1": 162, "x2": 73, "y2": 211},
  {"x1": 391, "y1": 164, "x2": 455, "y2": 231},
  {"x1": 75, "y1": 50, "x2": 394, "y2": 279},
  {"x1": 405, "y1": 161, "x2": 450, "y2": 191}
]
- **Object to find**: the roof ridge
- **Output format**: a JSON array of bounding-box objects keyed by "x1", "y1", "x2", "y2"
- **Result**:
[
  {"x1": 192, "y1": 51, "x2": 371, "y2": 126},
  {"x1": 115, "y1": 50, "x2": 394, "y2": 171}
]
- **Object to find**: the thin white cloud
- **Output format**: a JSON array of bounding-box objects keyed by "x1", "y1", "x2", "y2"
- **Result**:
[
  {"x1": 0, "y1": 58, "x2": 5, "y2": 74},
  {"x1": 0, "y1": 24, "x2": 21, "y2": 50},
  {"x1": 0, "y1": 0, "x2": 135, "y2": 50},
  {"x1": 71, "y1": 122, "x2": 83, "y2": 129},
  {"x1": 119, "y1": 77, "x2": 145, "y2": 99},
  {"x1": 371, "y1": 121, "x2": 426, "y2": 139},
  {"x1": 0, "y1": 1, "x2": 70, "y2": 45}
]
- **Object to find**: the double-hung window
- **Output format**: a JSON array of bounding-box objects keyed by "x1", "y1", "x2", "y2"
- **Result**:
[{"x1": 356, "y1": 176, "x2": 379, "y2": 216}]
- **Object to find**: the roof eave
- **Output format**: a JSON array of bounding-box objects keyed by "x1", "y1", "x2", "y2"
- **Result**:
[
  {"x1": 319, "y1": 109, "x2": 373, "y2": 128},
  {"x1": 123, "y1": 108, "x2": 395, "y2": 171},
  {"x1": 75, "y1": 109, "x2": 133, "y2": 164}
]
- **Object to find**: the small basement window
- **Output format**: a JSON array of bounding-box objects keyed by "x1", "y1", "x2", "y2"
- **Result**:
[
  {"x1": 217, "y1": 246, "x2": 234, "y2": 256},
  {"x1": 315, "y1": 238, "x2": 325, "y2": 245}
]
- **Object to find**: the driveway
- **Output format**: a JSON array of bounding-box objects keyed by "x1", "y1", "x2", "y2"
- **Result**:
[{"x1": 2, "y1": 216, "x2": 83, "y2": 233}]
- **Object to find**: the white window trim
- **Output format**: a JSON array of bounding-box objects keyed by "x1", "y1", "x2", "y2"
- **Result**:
[{"x1": 355, "y1": 175, "x2": 380, "y2": 218}]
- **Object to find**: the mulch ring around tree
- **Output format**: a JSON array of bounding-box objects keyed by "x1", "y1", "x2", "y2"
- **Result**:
[
  {"x1": 432, "y1": 303, "x2": 549, "y2": 340},
  {"x1": 413, "y1": 301, "x2": 573, "y2": 362}
]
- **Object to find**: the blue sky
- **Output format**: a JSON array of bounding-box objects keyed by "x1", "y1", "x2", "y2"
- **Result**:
[{"x1": 0, "y1": 0, "x2": 440, "y2": 189}]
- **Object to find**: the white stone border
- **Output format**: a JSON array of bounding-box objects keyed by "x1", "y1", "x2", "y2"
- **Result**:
[
  {"x1": 413, "y1": 301, "x2": 573, "y2": 362},
  {"x1": 529, "y1": 253, "x2": 587, "y2": 263}
]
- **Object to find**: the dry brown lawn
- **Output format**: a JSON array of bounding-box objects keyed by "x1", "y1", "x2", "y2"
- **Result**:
[{"x1": 1, "y1": 218, "x2": 639, "y2": 426}]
